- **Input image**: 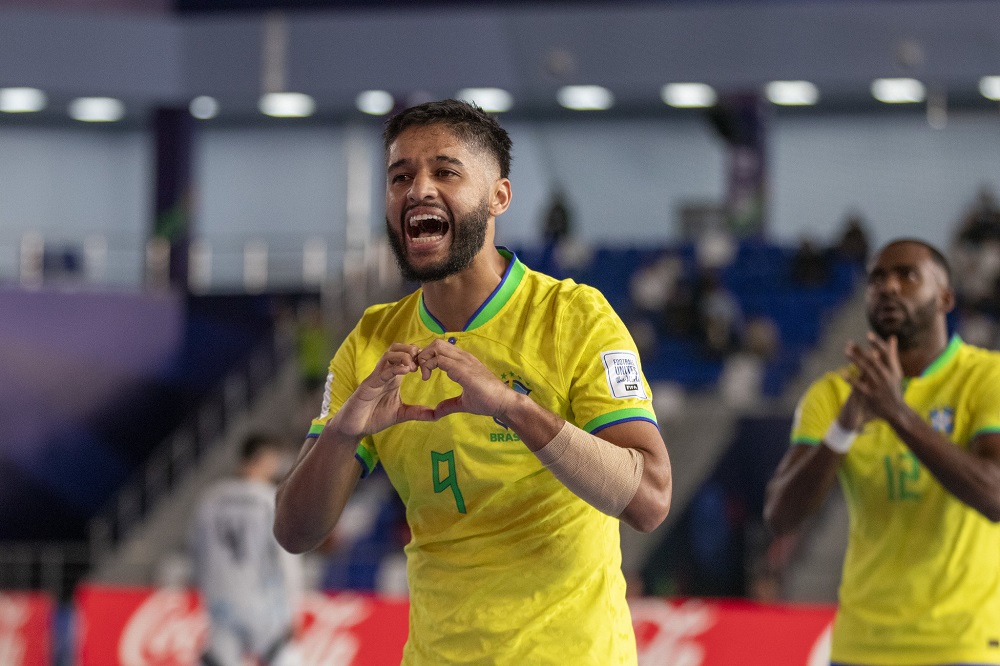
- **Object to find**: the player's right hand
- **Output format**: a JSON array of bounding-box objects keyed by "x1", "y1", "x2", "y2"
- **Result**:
[
  {"x1": 329, "y1": 343, "x2": 436, "y2": 438},
  {"x1": 837, "y1": 390, "x2": 873, "y2": 432}
]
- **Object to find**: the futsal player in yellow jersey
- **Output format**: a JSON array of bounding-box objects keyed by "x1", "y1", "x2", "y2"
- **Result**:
[
  {"x1": 765, "y1": 239, "x2": 1000, "y2": 666},
  {"x1": 274, "y1": 99, "x2": 672, "y2": 665}
]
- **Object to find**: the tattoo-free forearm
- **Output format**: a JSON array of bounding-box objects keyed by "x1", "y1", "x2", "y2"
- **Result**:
[
  {"x1": 764, "y1": 444, "x2": 842, "y2": 536},
  {"x1": 886, "y1": 407, "x2": 1000, "y2": 521},
  {"x1": 273, "y1": 423, "x2": 362, "y2": 554}
]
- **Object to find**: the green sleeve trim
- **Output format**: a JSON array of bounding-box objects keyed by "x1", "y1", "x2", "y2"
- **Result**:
[
  {"x1": 792, "y1": 436, "x2": 822, "y2": 446},
  {"x1": 972, "y1": 426, "x2": 1000, "y2": 438},
  {"x1": 355, "y1": 444, "x2": 376, "y2": 478},
  {"x1": 582, "y1": 408, "x2": 658, "y2": 434},
  {"x1": 308, "y1": 422, "x2": 324, "y2": 437}
]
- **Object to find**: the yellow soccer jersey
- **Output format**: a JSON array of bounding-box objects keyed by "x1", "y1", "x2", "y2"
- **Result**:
[
  {"x1": 311, "y1": 248, "x2": 656, "y2": 665},
  {"x1": 791, "y1": 335, "x2": 1000, "y2": 665}
]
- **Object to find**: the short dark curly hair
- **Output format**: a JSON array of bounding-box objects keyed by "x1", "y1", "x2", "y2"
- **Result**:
[
  {"x1": 240, "y1": 433, "x2": 284, "y2": 462},
  {"x1": 383, "y1": 99, "x2": 512, "y2": 179}
]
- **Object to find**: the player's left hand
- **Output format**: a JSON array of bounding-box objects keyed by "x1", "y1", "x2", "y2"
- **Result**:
[
  {"x1": 414, "y1": 339, "x2": 515, "y2": 420},
  {"x1": 844, "y1": 332, "x2": 905, "y2": 421}
]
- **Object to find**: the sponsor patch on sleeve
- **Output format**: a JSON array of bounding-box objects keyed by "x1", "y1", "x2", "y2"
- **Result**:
[{"x1": 601, "y1": 350, "x2": 648, "y2": 399}]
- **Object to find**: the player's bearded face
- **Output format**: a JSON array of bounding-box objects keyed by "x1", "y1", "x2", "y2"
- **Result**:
[
  {"x1": 386, "y1": 198, "x2": 490, "y2": 283},
  {"x1": 867, "y1": 290, "x2": 939, "y2": 349}
]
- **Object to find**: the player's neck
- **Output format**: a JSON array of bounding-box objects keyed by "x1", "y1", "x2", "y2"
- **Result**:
[
  {"x1": 898, "y1": 326, "x2": 951, "y2": 377},
  {"x1": 420, "y1": 247, "x2": 508, "y2": 332}
]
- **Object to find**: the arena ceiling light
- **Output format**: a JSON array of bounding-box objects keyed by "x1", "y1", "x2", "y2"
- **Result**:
[
  {"x1": 456, "y1": 87, "x2": 513, "y2": 113},
  {"x1": 189, "y1": 96, "x2": 219, "y2": 119},
  {"x1": 661, "y1": 83, "x2": 717, "y2": 108},
  {"x1": 765, "y1": 80, "x2": 819, "y2": 106},
  {"x1": 0, "y1": 87, "x2": 46, "y2": 113},
  {"x1": 259, "y1": 92, "x2": 315, "y2": 118},
  {"x1": 871, "y1": 78, "x2": 926, "y2": 103},
  {"x1": 980, "y1": 76, "x2": 1000, "y2": 101},
  {"x1": 68, "y1": 97, "x2": 125, "y2": 122},
  {"x1": 557, "y1": 85, "x2": 614, "y2": 111},
  {"x1": 356, "y1": 90, "x2": 394, "y2": 115}
]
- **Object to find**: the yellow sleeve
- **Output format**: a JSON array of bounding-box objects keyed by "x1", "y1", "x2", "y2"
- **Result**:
[
  {"x1": 969, "y1": 354, "x2": 1000, "y2": 438},
  {"x1": 790, "y1": 371, "x2": 848, "y2": 446},
  {"x1": 307, "y1": 320, "x2": 380, "y2": 476},
  {"x1": 558, "y1": 285, "x2": 657, "y2": 434}
]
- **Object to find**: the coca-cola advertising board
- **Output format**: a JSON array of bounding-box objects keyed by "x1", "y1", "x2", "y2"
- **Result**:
[
  {"x1": 0, "y1": 591, "x2": 53, "y2": 665},
  {"x1": 76, "y1": 584, "x2": 834, "y2": 665}
]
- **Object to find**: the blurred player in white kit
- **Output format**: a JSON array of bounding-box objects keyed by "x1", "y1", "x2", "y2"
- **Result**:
[{"x1": 189, "y1": 433, "x2": 303, "y2": 666}]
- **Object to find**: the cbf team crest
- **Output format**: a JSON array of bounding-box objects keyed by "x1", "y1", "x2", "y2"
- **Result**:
[
  {"x1": 929, "y1": 407, "x2": 954, "y2": 434},
  {"x1": 494, "y1": 372, "x2": 532, "y2": 430}
]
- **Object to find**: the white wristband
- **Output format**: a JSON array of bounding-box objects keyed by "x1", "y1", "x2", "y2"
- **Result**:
[{"x1": 823, "y1": 420, "x2": 858, "y2": 454}]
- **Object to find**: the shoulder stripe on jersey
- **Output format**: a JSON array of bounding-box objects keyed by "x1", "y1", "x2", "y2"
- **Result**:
[{"x1": 584, "y1": 408, "x2": 658, "y2": 434}]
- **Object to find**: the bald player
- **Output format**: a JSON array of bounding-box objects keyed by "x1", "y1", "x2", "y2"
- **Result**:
[{"x1": 765, "y1": 239, "x2": 1000, "y2": 665}]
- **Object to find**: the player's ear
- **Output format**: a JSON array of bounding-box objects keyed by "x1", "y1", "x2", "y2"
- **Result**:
[
  {"x1": 490, "y1": 178, "x2": 511, "y2": 217},
  {"x1": 940, "y1": 286, "x2": 956, "y2": 314}
]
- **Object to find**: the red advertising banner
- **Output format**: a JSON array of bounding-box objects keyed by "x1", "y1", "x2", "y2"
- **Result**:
[
  {"x1": 75, "y1": 585, "x2": 834, "y2": 665},
  {"x1": 631, "y1": 597, "x2": 834, "y2": 665},
  {"x1": 0, "y1": 591, "x2": 54, "y2": 666}
]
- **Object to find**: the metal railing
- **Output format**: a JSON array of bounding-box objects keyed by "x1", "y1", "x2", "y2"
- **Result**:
[
  {"x1": 0, "y1": 541, "x2": 90, "y2": 602},
  {"x1": 0, "y1": 335, "x2": 287, "y2": 602},
  {"x1": 87, "y1": 333, "x2": 288, "y2": 567},
  {"x1": 0, "y1": 232, "x2": 354, "y2": 293}
]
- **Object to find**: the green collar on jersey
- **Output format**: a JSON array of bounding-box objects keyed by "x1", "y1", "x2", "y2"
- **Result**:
[
  {"x1": 918, "y1": 333, "x2": 962, "y2": 378},
  {"x1": 418, "y1": 247, "x2": 526, "y2": 334}
]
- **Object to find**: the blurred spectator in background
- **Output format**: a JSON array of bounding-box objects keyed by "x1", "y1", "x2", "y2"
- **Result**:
[
  {"x1": 293, "y1": 299, "x2": 335, "y2": 435},
  {"x1": 696, "y1": 270, "x2": 744, "y2": 358},
  {"x1": 955, "y1": 185, "x2": 1000, "y2": 245},
  {"x1": 790, "y1": 236, "x2": 832, "y2": 288},
  {"x1": 189, "y1": 433, "x2": 302, "y2": 666},
  {"x1": 950, "y1": 185, "x2": 1000, "y2": 350},
  {"x1": 294, "y1": 299, "x2": 333, "y2": 395},
  {"x1": 834, "y1": 210, "x2": 871, "y2": 270},
  {"x1": 538, "y1": 186, "x2": 575, "y2": 275},
  {"x1": 541, "y1": 186, "x2": 573, "y2": 245},
  {"x1": 628, "y1": 253, "x2": 685, "y2": 355},
  {"x1": 719, "y1": 315, "x2": 780, "y2": 408}
]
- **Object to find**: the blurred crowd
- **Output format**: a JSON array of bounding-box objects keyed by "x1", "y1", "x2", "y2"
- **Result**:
[{"x1": 197, "y1": 185, "x2": 1000, "y2": 608}]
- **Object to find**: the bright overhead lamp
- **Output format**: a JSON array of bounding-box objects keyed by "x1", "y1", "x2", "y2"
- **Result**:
[
  {"x1": 980, "y1": 76, "x2": 1000, "y2": 101},
  {"x1": 557, "y1": 85, "x2": 614, "y2": 111},
  {"x1": 69, "y1": 97, "x2": 125, "y2": 122},
  {"x1": 765, "y1": 80, "x2": 819, "y2": 106},
  {"x1": 871, "y1": 78, "x2": 925, "y2": 104},
  {"x1": 356, "y1": 90, "x2": 394, "y2": 115},
  {"x1": 661, "y1": 83, "x2": 717, "y2": 108},
  {"x1": 259, "y1": 92, "x2": 315, "y2": 118},
  {"x1": 457, "y1": 87, "x2": 513, "y2": 113},
  {"x1": 0, "y1": 87, "x2": 47, "y2": 113},
  {"x1": 189, "y1": 96, "x2": 219, "y2": 119}
]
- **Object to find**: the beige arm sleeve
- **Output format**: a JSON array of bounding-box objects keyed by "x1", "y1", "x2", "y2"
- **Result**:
[{"x1": 534, "y1": 420, "x2": 644, "y2": 517}]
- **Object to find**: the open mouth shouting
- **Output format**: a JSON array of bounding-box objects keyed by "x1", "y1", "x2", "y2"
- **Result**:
[{"x1": 405, "y1": 209, "x2": 452, "y2": 249}]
